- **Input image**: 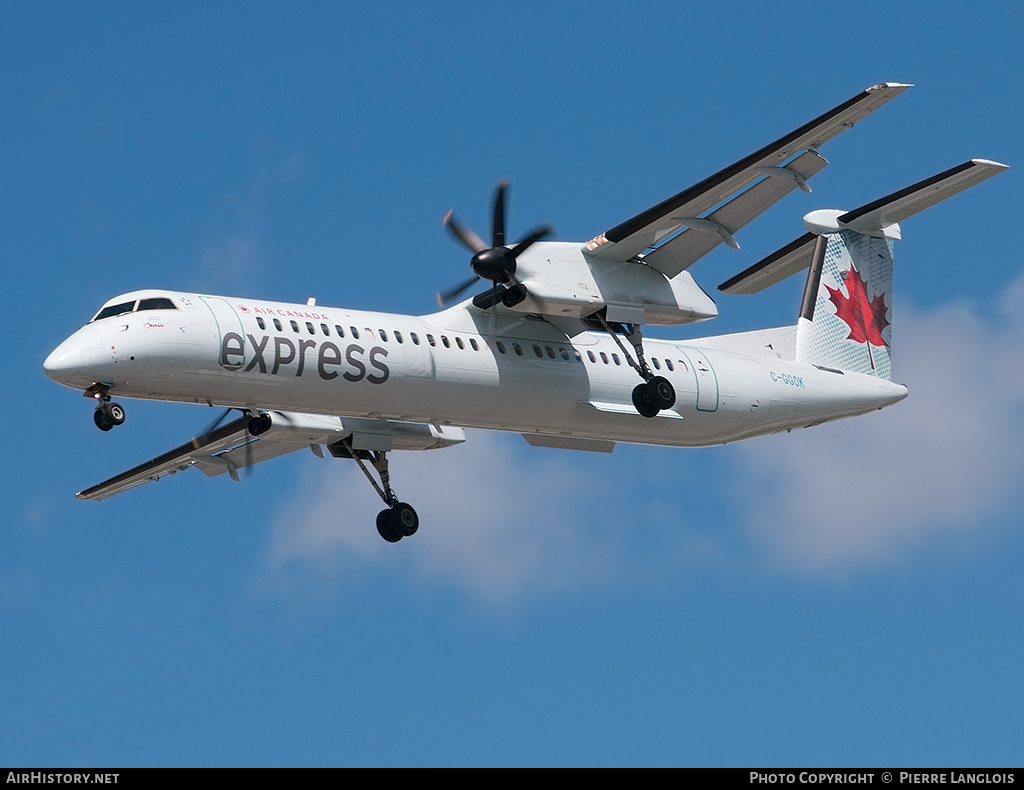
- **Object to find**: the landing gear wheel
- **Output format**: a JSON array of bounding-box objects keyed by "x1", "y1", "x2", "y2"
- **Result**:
[
  {"x1": 376, "y1": 510, "x2": 403, "y2": 543},
  {"x1": 390, "y1": 502, "x2": 419, "y2": 537},
  {"x1": 93, "y1": 401, "x2": 125, "y2": 431},
  {"x1": 632, "y1": 383, "x2": 660, "y2": 418},
  {"x1": 342, "y1": 438, "x2": 421, "y2": 544},
  {"x1": 646, "y1": 376, "x2": 675, "y2": 410},
  {"x1": 106, "y1": 402, "x2": 126, "y2": 425},
  {"x1": 93, "y1": 408, "x2": 115, "y2": 431}
]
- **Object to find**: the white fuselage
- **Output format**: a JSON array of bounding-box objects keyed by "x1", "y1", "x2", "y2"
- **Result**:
[{"x1": 44, "y1": 289, "x2": 908, "y2": 448}]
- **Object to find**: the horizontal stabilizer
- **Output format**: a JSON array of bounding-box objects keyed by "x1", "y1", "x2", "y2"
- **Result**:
[
  {"x1": 719, "y1": 159, "x2": 1009, "y2": 294},
  {"x1": 719, "y1": 232, "x2": 818, "y2": 295},
  {"x1": 838, "y1": 158, "x2": 1008, "y2": 235}
]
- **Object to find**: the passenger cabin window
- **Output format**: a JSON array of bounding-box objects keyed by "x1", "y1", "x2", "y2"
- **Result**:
[
  {"x1": 273, "y1": 319, "x2": 283, "y2": 331},
  {"x1": 512, "y1": 343, "x2": 523, "y2": 356},
  {"x1": 335, "y1": 325, "x2": 345, "y2": 338},
  {"x1": 257, "y1": 317, "x2": 266, "y2": 330},
  {"x1": 306, "y1": 322, "x2": 315, "y2": 334},
  {"x1": 394, "y1": 331, "x2": 404, "y2": 344},
  {"x1": 290, "y1": 320, "x2": 300, "y2": 333},
  {"x1": 350, "y1": 327, "x2": 359, "y2": 339},
  {"x1": 411, "y1": 333, "x2": 420, "y2": 345}
]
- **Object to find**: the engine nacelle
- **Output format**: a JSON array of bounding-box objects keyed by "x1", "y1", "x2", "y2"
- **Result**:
[{"x1": 504, "y1": 241, "x2": 717, "y2": 326}]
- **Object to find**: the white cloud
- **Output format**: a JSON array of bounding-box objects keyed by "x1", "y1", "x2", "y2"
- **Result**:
[
  {"x1": 264, "y1": 431, "x2": 653, "y2": 606},
  {"x1": 739, "y1": 272, "x2": 1024, "y2": 576},
  {"x1": 262, "y1": 273, "x2": 1024, "y2": 599}
]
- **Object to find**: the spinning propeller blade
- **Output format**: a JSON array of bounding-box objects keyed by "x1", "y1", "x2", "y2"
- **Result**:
[{"x1": 437, "y1": 181, "x2": 553, "y2": 307}]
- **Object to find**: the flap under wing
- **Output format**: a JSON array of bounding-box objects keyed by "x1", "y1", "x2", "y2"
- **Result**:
[
  {"x1": 76, "y1": 411, "x2": 465, "y2": 501},
  {"x1": 641, "y1": 150, "x2": 827, "y2": 277},
  {"x1": 584, "y1": 83, "x2": 910, "y2": 267}
]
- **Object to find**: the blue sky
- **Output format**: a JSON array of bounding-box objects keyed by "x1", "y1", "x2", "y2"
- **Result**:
[{"x1": 4, "y1": 1, "x2": 1024, "y2": 767}]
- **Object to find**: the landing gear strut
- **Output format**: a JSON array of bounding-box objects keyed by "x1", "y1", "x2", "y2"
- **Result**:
[
  {"x1": 86, "y1": 385, "x2": 126, "y2": 431},
  {"x1": 593, "y1": 314, "x2": 676, "y2": 418},
  {"x1": 335, "y1": 438, "x2": 419, "y2": 543}
]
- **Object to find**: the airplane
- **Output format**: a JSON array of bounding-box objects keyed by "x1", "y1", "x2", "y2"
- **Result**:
[{"x1": 43, "y1": 82, "x2": 1007, "y2": 543}]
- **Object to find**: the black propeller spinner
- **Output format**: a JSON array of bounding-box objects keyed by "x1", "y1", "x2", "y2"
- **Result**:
[{"x1": 438, "y1": 181, "x2": 552, "y2": 307}]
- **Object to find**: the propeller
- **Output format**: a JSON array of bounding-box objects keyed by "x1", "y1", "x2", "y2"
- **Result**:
[
  {"x1": 438, "y1": 181, "x2": 553, "y2": 307},
  {"x1": 193, "y1": 406, "x2": 257, "y2": 480}
]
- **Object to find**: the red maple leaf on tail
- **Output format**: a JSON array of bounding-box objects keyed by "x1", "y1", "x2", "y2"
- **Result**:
[{"x1": 825, "y1": 263, "x2": 890, "y2": 370}]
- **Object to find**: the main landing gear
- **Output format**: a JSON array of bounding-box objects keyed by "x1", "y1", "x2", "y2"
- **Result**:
[
  {"x1": 592, "y1": 314, "x2": 676, "y2": 418},
  {"x1": 333, "y1": 438, "x2": 420, "y2": 543},
  {"x1": 86, "y1": 384, "x2": 126, "y2": 432}
]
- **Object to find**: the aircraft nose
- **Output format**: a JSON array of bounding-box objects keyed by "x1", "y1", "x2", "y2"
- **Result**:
[{"x1": 43, "y1": 337, "x2": 84, "y2": 383}]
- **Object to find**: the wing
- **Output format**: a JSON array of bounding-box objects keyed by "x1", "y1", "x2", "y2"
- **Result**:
[
  {"x1": 76, "y1": 411, "x2": 465, "y2": 501},
  {"x1": 583, "y1": 82, "x2": 911, "y2": 276}
]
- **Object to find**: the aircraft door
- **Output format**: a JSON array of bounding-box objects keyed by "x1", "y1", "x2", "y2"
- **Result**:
[
  {"x1": 676, "y1": 346, "x2": 719, "y2": 412},
  {"x1": 727, "y1": 357, "x2": 771, "y2": 421},
  {"x1": 200, "y1": 296, "x2": 247, "y2": 370}
]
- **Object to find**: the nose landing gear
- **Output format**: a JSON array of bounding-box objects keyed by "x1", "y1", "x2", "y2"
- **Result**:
[{"x1": 86, "y1": 384, "x2": 126, "y2": 431}]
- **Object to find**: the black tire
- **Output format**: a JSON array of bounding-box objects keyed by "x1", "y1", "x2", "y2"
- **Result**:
[
  {"x1": 632, "y1": 383, "x2": 659, "y2": 418},
  {"x1": 646, "y1": 376, "x2": 675, "y2": 410},
  {"x1": 390, "y1": 502, "x2": 419, "y2": 537},
  {"x1": 376, "y1": 510, "x2": 403, "y2": 543},
  {"x1": 107, "y1": 402, "x2": 126, "y2": 425},
  {"x1": 93, "y1": 408, "x2": 115, "y2": 431}
]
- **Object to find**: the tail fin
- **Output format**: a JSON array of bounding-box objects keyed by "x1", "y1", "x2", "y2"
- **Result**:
[
  {"x1": 796, "y1": 225, "x2": 895, "y2": 378},
  {"x1": 719, "y1": 159, "x2": 1008, "y2": 379}
]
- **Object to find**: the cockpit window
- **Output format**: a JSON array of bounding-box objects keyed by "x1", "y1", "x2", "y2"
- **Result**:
[
  {"x1": 92, "y1": 301, "x2": 136, "y2": 321},
  {"x1": 91, "y1": 296, "x2": 178, "y2": 322},
  {"x1": 138, "y1": 297, "x2": 176, "y2": 311}
]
